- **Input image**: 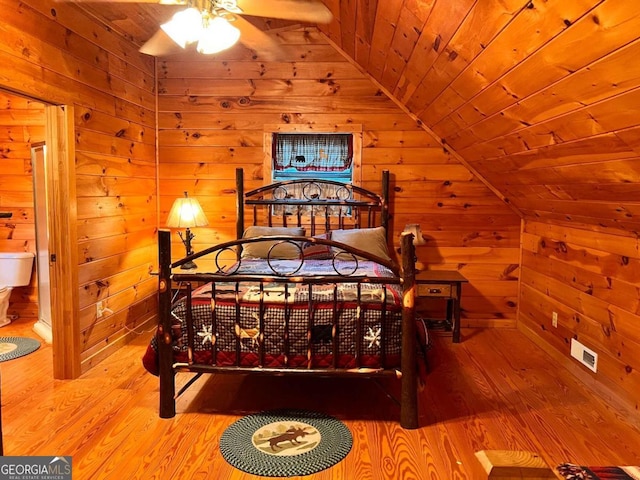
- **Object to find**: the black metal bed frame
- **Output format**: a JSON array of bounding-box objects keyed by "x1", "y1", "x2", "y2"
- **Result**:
[{"x1": 156, "y1": 168, "x2": 418, "y2": 428}]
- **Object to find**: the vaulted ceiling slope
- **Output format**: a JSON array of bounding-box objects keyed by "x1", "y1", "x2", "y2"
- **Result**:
[
  {"x1": 318, "y1": 0, "x2": 640, "y2": 234},
  {"x1": 79, "y1": 0, "x2": 640, "y2": 233}
]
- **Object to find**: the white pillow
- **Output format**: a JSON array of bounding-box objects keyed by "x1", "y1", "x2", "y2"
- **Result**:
[
  {"x1": 241, "y1": 226, "x2": 305, "y2": 259},
  {"x1": 330, "y1": 226, "x2": 391, "y2": 262}
]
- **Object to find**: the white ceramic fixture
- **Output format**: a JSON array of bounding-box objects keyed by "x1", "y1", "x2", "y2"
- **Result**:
[{"x1": 0, "y1": 252, "x2": 35, "y2": 327}]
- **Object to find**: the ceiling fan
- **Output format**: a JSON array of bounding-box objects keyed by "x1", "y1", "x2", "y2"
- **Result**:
[{"x1": 131, "y1": 0, "x2": 333, "y2": 59}]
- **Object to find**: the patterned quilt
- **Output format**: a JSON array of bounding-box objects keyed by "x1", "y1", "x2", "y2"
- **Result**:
[
  {"x1": 143, "y1": 259, "x2": 404, "y2": 375},
  {"x1": 557, "y1": 464, "x2": 640, "y2": 479}
]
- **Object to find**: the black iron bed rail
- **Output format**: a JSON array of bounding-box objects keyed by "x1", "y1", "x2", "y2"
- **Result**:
[{"x1": 170, "y1": 234, "x2": 400, "y2": 277}]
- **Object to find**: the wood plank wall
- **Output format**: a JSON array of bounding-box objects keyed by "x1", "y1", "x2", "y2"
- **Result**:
[
  {"x1": 519, "y1": 221, "x2": 640, "y2": 410},
  {"x1": 157, "y1": 28, "x2": 522, "y2": 327},
  {"x1": 0, "y1": 92, "x2": 45, "y2": 320},
  {"x1": 349, "y1": 0, "x2": 640, "y2": 409},
  {"x1": 318, "y1": 0, "x2": 640, "y2": 409},
  {"x1": 0, "y1": 0, "x2": 158, "y2": 375},
  {"x1": 431, "y1": 1, "x2": 640, "y2": 233}
]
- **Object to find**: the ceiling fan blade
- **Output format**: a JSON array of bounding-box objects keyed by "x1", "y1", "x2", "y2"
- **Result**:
[
  {"x1": 233, "y1": 15, "x2": 286, "y2": 62},
  {"x1": 139, "y1": 29, "x2": 185, "y2": 56},
  {"x1": 234, "y1": 0, "x2": 333, "y2": 23}
]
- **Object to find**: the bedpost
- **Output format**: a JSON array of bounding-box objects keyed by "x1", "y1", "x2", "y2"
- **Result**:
[
  {"x1": 158, "y1": 229, "x2": 176, "y2": 418},
  {"x1": 236, "y1": 168, "x2": 244, "y2": 260},
  {"x1": 381, "y1": 170, "x2": 389, "y2": 241},
  {"x1": 400, "y1": 231, "x2": 418, "y2": 429}
]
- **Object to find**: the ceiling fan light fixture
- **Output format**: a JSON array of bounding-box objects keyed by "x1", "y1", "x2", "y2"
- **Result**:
[
  {"x1": 161, "y1": 7, "x2": 203, "y2": 48},
  {"x1": 196, "y1": 16, "x2": 241, "y2": 55}
]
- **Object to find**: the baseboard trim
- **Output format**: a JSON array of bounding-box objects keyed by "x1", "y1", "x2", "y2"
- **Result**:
[{"x1": 33, "y1": 320, "x2": 53, "y2": 344}]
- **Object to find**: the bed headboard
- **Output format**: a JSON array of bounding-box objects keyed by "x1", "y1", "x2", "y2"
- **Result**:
[{"x1": 236, "y1": 168, "x2": 389, "y2": 240}]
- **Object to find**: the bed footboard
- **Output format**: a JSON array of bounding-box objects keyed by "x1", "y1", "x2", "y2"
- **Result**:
[{"x1": 155, "y1": 229, "x2": 419, "y2": 427}]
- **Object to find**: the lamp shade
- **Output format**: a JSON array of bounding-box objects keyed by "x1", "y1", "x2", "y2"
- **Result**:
[
  {"x1": 166, "y1": 192, "x2": 209, "y2": 228},
  {"x1": 403, "y1": 223, "x2": 426, "y2": 246}
]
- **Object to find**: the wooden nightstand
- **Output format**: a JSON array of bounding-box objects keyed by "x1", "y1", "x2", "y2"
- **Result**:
[
  {"x1": 170, "y1": 268, "x2": 206, "y2": 302},
  {"x1": 415, "y1": 270, "x2": 468, "y2": 343}
]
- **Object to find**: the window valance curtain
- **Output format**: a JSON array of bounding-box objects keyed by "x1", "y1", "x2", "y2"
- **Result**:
[{"x1": 273, "y1": 134, "x2": 353, "y2": 172}]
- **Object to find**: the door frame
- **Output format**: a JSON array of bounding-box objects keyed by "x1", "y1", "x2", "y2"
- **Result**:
[
  {"x1": 31, "y1": 141, "x2": 53, "y2": 344},
  {"x1": 45, "y1": 104, "x2": 81, "y2": 379}
]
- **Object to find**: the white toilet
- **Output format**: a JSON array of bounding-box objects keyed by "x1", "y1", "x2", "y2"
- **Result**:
[{"x1": 0, "y1": 252, "x2": 35, "y2": 327}]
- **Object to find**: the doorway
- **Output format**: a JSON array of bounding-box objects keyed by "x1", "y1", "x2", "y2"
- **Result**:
[
  {"x1": 0, "y1": 88, "x2": 80, "y2": 378},
  {"x1": 0, "y1": 91, "x2": 46, "y2": 334}
]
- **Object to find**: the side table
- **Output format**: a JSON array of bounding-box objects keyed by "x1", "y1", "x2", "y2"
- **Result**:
[{"x1": 415, "y1": 270, "x2": 468, "y2": 343}]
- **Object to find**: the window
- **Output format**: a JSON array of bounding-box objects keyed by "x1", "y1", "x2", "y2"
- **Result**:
[
  {"x1": 261, "y1": 127, "x2": 363, "y2": 225},
  {"x1": 271, "y1": 133, "x2": 353, "y2": 184}
]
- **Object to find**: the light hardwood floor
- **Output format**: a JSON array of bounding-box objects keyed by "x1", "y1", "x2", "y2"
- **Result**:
[{"x1": 1, "y1": 318, "x2": 639, "y2": 479}]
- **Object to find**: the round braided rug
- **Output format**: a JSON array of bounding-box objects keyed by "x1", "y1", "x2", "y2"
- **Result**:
[
  {"x1": 220, "y1": 409, "x2": 352, "y2": 477},
  {"x1": 0, "y1": 337, "x2": 40, "y2": 362}
]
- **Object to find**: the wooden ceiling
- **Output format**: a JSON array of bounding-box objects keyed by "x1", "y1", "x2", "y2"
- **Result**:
[{"x1": 76, "y1": 0, "x2": 640, "y2": 233}]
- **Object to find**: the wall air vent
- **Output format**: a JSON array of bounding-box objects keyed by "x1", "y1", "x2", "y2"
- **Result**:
[{"x1": 570, "y1": 338, "x2": 598, "y2": 373}]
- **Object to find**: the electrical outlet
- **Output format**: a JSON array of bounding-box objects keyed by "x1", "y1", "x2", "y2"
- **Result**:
[
  {"x1": 96, "y1": 301, "x2": 104, "y2": 319},
  {"x1": 552, "y1": 311, "x2": 558, "y2": 328}
]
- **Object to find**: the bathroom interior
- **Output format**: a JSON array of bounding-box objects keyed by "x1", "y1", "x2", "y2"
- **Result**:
[{"x1": 0, "y1": 90, "x2": 51, "y2": 343}]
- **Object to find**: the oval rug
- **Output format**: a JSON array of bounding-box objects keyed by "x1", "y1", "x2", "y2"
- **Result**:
[
  {"x1": 0, "y1": 337, "x2": 40, "y2": 362},
  {"x1": 220, "y1": 409, "x2": 352, "y2": 477}
]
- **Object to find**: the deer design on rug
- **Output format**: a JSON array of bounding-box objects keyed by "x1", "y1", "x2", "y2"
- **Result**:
[{"x1": 268, "y1": 427, "x2": 309, "y2": 451}]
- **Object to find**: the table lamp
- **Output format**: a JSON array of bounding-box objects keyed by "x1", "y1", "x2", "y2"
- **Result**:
[{"x1": 166, "y1": 192, "x2": 209, "y2": 269}]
